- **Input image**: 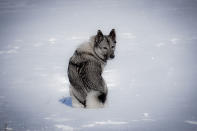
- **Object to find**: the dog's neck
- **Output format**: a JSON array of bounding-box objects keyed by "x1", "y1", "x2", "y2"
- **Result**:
[
  {"x1": 90, "y1": 36, "x2": 107, "y2": 64},
  {"x1": 93, "y1": 46, "x2": 106, "y2": 63},
  {"x1": 76, "y1": 36, "x2": 107, "y2": 65}
]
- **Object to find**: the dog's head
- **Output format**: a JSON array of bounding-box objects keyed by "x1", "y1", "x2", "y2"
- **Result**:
[{"x1": 94, "y1": 29, "x2": 116, "y2": 61}]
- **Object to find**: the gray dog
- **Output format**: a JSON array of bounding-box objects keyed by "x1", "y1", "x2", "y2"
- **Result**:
[{"x1": 68, "y1": 29, "x2": 116, "y2": 108}]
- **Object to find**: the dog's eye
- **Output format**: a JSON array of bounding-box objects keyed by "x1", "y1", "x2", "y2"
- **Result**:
[
  {"x1": 111, "y1": 46, "x2": 115, "y2": 48},
  {"x1": 103, "y1": 47, "x2": 108, "y2": 50}
]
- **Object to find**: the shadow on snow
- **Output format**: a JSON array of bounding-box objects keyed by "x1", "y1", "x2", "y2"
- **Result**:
[{"x1": 59, "y1": 97, "x2": 72, "y2": 107}]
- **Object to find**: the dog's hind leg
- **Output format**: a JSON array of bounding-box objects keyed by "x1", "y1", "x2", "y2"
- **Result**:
[
  {"x1": 71, "y1": 95, "x2": 85, "y2": 108},
  {"x1": 69, "y1": 85, "x2": 85, "y2": 108}
]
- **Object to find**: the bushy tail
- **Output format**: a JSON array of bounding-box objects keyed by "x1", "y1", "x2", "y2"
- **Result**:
[
  {"x1": 98, "y1": 92, "x2": 107, "y2": 103},
  {"x1": 86, "y1": 91, "x2": 107, "y2": 108}
]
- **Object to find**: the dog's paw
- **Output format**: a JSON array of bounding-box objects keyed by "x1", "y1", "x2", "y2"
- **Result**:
[
  {"x1": 72, "y1": 102, "x2": 85, "y2": 108},
  {"x1": 71, "y1": 97, "x2": 85, "y2": 108}
]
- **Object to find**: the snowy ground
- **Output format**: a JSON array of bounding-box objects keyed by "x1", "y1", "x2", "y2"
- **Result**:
[{"x1": 0, "y1": 0, "x2": 197, "y2": 130}]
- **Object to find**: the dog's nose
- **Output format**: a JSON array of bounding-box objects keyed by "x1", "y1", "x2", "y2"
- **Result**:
[{"x1": 110, "y1": 54, "x2": 115, "y2": 58}]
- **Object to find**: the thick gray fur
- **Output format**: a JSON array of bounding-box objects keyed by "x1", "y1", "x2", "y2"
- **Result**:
[{"x1": 67, "y1": 29, "x2": 116, "y2": 108}]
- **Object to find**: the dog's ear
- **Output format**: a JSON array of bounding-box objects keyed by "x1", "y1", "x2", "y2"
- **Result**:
[
  {"x1": 109, "y1": 29, "x2": 116, "y2": 43},
  {"x1": 95, "y1": 30, "x2": 103, "y2": 46}
]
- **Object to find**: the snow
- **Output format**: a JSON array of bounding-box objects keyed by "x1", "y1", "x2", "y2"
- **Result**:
[
  {"x1": 185, "y1": 120, "x2": 197, "y2": 125},
  {"x1": 170, "y1": 38, "x2": 179, "y2": 44},
  {"x1": 0, "y1": 0, "x2": 197, "y2": 131},
  {"x1": 48, "y1": 38, "x2": 57, "y2": 45},
  {"x1": 120, "y1": 33, "x2": 137, "y2": 39},
  {"x1": 4, "y1": 127, "x2": 13, "y2": 131},
  {"x1": 143, "y1": 113, "x2": 149, "y2": 117},
  {"x1": 0, "y1": 46, "x2": 20, "y2": 54},
  {"x1": 55, "y1": 125, "x2": 74, "y2": 131},
  {"x1": 82, "y1": 120, "x2": 128, "y2": 127}
]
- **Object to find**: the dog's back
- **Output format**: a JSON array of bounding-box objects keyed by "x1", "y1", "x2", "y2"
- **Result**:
[
  {"x1": 67, "y1": 29, "x2": 116, "y2": 108},
  {"x1": 68, "y1": 40, "x2": 107, "y2": 108}
]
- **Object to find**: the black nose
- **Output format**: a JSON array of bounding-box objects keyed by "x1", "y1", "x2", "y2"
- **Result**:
[{"x1": 110, "y1": 54, "x2": 115, "y2": 58}]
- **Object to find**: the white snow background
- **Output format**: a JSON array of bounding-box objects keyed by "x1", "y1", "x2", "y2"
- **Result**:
[{"x1": 0, "y1": 0, "x2": 197, "y2": 130}]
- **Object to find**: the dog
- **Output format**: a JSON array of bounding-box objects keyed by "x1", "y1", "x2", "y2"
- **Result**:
[{"x1": 67, "y1": 29, "x2": 116, "y2": 108}]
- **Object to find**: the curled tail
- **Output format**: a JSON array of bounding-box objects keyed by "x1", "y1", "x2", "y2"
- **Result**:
[
  {"x1": 86, "y1": 91, "x2": 107, "y2": 108},
  {"x1": 98, "y1": 92, "x2": 107, "y2": 103}
]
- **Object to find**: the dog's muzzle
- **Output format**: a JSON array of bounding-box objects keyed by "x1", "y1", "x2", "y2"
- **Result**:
[{"x1": 110, "y1": 54, "x2": 115, "y2": 59}]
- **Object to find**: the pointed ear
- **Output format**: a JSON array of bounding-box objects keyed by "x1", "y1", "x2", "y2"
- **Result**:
[
  {"x1": 95, "y1": 30, "x2": 104, "y2": 46},
  {"x1": 109, "y1": 29, "x2": 116, "y2": 42}
]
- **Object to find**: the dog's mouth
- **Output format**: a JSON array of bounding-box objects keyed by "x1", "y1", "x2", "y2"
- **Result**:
[
  {"x1": 103, "y1": 54, "x2": 115, "y2": 61},
  {"x1": 104, "y1": 54, "x2": 108, "y2": 60},
  {"x1": 104, "y1": 54, "x2": 115, "y2": 60}
]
